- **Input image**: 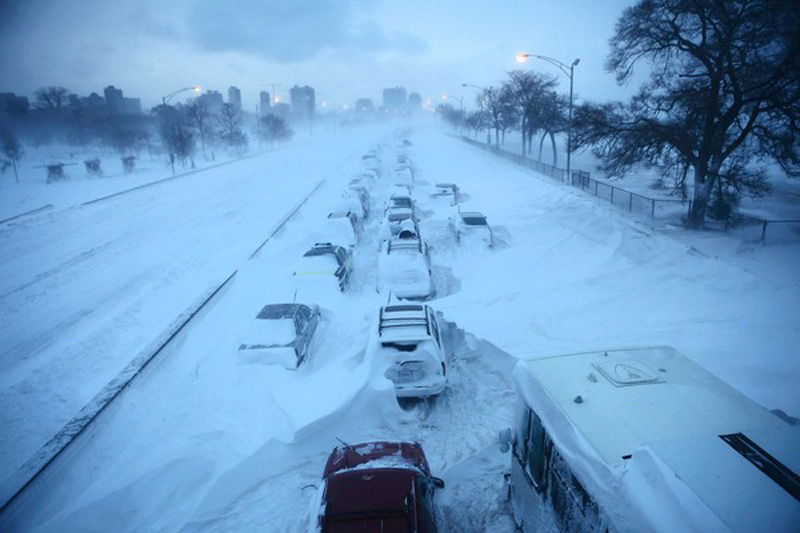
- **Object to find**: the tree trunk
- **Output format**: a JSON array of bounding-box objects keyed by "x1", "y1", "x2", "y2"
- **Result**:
[
  {"x1": 538, "y1": 133, "x2": 546, "y2": 161},
  {"x1": 549, "y1": 132, "x2": 558, "y2": 166},
  {"x1": 687, "y1": 162, "x2": 718, "y2": 229},
  {"x1": 495, "y1": 128, "x2": 499, "y2": 147}
]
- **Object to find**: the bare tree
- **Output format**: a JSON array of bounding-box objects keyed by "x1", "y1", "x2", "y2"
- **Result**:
[
  {"x1": 505, "y1": 70, "x2": 558, "y2": 156},
  {"x1": 217, "y1": 103, "x2": 248, "y2": 155},
  {"x1": 34, "y1": 86, "x2": 72, "y2": 114},
  {"x1": 1, "y1": 129, "x2": 24, "y2": 182},
  {"x1": 575, "y1": 0, "x2": 800, "y2": 228},
  {"x1": 154, "y1": 105, "x2": 195, "y2": 173},
  {"x1": 436, "y1": 104, "x2": 465, "y2": 132},
  {"x1": 259, "y1": 114, "x2": 293, "y2": 148},
  {"x1": 185, "y1": 99, "x2": 213, "y2": 160}
]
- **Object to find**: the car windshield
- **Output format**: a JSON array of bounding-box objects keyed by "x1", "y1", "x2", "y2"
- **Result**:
[
  {"x1": 462, "y1": 215, "x2": 487, "y2": 226},
  {"x1": 388, "y1": 212, "x2": 411, "y2": 222},
  {"x1": 391, "y1": 197, "x2": 412, "y2": 208},
  {"x1": 243, "y1": 317, "x2": 296, "y2": 346},
  {"x1": 298, "y1": 254, "x2": 339, "y2": 271}
]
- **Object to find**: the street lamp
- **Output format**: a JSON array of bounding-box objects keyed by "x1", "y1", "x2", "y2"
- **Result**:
[
  {"x1": 161, "y1": 86, "x2": 201, "y2": 106},
  {"x1": 516, "y1": 52, "x2": 580, "y2": 183},
  {"x1": 462, "y1": 83, "x2": 491, "y2": 144}
]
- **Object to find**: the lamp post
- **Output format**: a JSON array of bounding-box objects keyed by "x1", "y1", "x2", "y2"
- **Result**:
[
  {"x1": 516, "y1": 53, "x2": 579, "y2": 184},
  {"x1": 462, "y1": 83, "x2": 491, "y2": 144},
  {"x1": 161, "y1": 86, "x2": 202, "y2": 106}
]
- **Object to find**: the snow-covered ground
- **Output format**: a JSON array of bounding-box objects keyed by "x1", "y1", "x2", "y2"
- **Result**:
[{"x1": 1, "y1": 121, "x2": 798, "y2": 531}]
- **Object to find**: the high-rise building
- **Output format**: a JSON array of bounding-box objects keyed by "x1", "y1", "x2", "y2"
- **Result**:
[
  {"x1": 228, "y1": 86, "x2": 242, "y2": 111},
  {"x1": 103, "y1": 85, "x2": 141, "y2": 115},
  {"x1": 383, "y1": 87, "x2": 407, "y2": 111},
  {"x1": 259, "y1": 90, "x2": 271, "y2": 113},
  {"x1": 408, "y1": 92, "x2": 422, "y2": 110},
  {"x1": 290, "y1": 85, "x2": 315, "y2": 117},
  {"x1": 197, "y1": 90, "x2": 224, "y2": 113}
]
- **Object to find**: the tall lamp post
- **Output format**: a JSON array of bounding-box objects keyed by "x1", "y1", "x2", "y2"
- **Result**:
[
  {"x1": 161, "y1": 86, "x2": 202, "y2": 106},
  {"x1": 462, "y1": 83, "x2": 491, "y2": 144},
  {"x1": 516, "y1": 53, "x2": 579, "y2": 184}
]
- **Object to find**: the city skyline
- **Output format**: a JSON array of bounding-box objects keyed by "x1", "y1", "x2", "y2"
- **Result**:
[{"x1": 0, "y1": 0, "x2": 641, "y2": 112}]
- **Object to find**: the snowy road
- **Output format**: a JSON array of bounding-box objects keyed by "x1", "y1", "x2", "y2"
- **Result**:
[
  {"x1": 0, "y1": 128, "x2": 383, "y2": 481},
  {"x1": 2, "y1": 123, "x2": 798, "y2": 532}
]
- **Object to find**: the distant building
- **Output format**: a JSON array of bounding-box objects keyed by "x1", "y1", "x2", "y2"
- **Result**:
[
  {"x1": 290, "y1": 85, "x2": 315, "y2": 117},
  {"x1": 383, "y1": 87, "x2": 407, "y2": 111},
  {"x1": 0, "y1": 92, "x2": 30, "y2": 119},
  {"x1": 271, "y1": 102, "x2": 291, "y2": 120},
  {"x1": 197, "y1": 90, "x2": 224, "y2": 113},
  {"x1": 77, "y1": 92, "x2": 107, "y2": 120},
  {"x1": 103, "y1": 85, "x2": 141, "y2": 115},
  {"x1": 408, "y1": 92, "x2": 422, "y2": 110},
  {"x1": 259, "y1": 90, "x2": 271, "y2": 113},
  {"x1": 228, "y1": 86, "x2": 242, "y2": 112},
  {"x1": 355, "y1": 98, "x2": 374, "y2": 112}
]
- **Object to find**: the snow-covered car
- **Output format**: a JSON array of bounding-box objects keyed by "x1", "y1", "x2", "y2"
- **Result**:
[
  {"x1": 293, "y1": 243, "x2": 353, "y2": 292},
  {"x1": 237, "y1": 303, "x2": 320, "y2": 369},
  {"x1": 377, "y1": 235, "x2": 434, "y2": 300},
  {"x1": 345, "y1": 185, "x2": 371, "y2": 219},
  {"x1": 449, "y1": 210, "x2": 493, "y2": 247},
  {"x1": 385, "y1": 194, "x2": 416, "y2": 235},
  {"x1": 323, "y1": 211, "x2": 360, "y2": 248},
  {"x1": 377, "y1": 304, "x2": 447, "y2": 398},
  {"x1": 313, "y1": 441, "x2": 444, "y2": 532},
  {"x1": 430, "y1": 182, "x2": 459, "y2": 206}
]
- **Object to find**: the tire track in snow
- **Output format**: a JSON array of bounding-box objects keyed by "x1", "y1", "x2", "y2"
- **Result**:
[{"x1": 0, "y1": 237, "x2": 124, "y2": 301}]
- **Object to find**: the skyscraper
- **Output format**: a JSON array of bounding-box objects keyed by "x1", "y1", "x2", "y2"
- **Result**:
[
  {"x1": 228, "y1": 86, "x2": 242, "y2": 112},
  {"x1": 290, "y1": 85, "x2": 315, "y2": 117}
]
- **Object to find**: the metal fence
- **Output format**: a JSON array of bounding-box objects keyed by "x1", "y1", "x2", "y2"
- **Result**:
[
  {"x1": 726, "y1": 214, "x2": 800, "y2": 244},
  {"x1": 462, "y1": 136, "x2": 685, "y2": 219},
  {"x1": 571, "y1": 170, "x2": 687, "y2": 219},
  {"x1": 460, "y1": 136, "x2": 800, "y2": 243}
]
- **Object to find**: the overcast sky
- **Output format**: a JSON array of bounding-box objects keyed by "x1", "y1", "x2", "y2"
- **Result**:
[{"x1": 0, "y1": 0, "x2": 640, "y2": 112}]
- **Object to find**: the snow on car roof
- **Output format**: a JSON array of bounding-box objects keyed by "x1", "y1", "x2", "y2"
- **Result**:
[
  {"x1": 378, "y1": 305, "x2": 430, "y2": 340},
  {"x1": 515, "y1": 346, "x2": 786, "y2": 467}
]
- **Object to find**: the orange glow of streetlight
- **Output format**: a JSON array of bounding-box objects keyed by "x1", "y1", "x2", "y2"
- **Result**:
[{"x1": 516, "y1": 52, "x2": 530, "y2": 63}]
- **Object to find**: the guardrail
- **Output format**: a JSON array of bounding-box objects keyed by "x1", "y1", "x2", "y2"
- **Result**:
[{"x1": 0, "y1": 271, "x2": 238, "y2": 523}]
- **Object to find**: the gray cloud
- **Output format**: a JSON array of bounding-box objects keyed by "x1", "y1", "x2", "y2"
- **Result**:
[{"x1": 184, "y1": 0, "x2": 426, "y2": 63}]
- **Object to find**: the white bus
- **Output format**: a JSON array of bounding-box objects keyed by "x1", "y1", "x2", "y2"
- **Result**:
[{"x1": 500, "y1": 346, "x2": 800, "y2": 532}]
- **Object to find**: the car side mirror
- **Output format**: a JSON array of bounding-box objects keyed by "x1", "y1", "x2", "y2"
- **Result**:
[
  {"x1": 432, "y1": 477, "x2": 445, "y2": 489},
  {"x1": 499, "y1": 427, "x2": 513, "y2": 453}
]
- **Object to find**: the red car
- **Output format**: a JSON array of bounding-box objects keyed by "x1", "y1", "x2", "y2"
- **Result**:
[{"x1": 316, "y1": 441, "x2": 445, "y2": 532}]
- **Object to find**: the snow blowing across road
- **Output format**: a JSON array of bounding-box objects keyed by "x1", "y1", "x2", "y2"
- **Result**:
[{"x1": 1, "y1": 121, "x2": 798, "y2": 531}]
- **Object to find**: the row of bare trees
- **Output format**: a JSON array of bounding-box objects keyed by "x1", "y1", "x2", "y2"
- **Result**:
[
  {"x1": 438, "y1": 70, "x2": 569, "y2": 166},
  {"x1": 441, "y1": 0, "x2": 799, "y2": 229}
]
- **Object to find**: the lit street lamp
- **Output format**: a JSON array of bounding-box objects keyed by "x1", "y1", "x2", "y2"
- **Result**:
[
  {"x1": 462, "y1": 83, "x2": 491, "y2": 144},
  {"x1": 161, "y1": 86, "x2": 202, "y2": 106},
  {"x1": 516, "y1": 52, "x2": 580, "y2": 183}
]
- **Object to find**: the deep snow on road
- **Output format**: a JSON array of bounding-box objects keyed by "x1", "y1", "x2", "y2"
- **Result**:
[
  {"x1": 0, "y1": 126, "x2": 389, "y2": 481},
  {"x1": 2, "y1": 122, "x2": 799, "y2": 532}
]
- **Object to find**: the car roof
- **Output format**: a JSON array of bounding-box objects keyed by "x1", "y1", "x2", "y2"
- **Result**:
[
  {"x1": 324, "y1": 441, "x2": 431, "y2": 478},
  {"x1": 459, "y1": 211, "x2": 486, "y2": 219},
  {"x1": 255, "y1": 303, "x2": 308, "y2": 319},
  {"x1": 378, "y1": 305, "x2": 431, "y2": 340}
]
